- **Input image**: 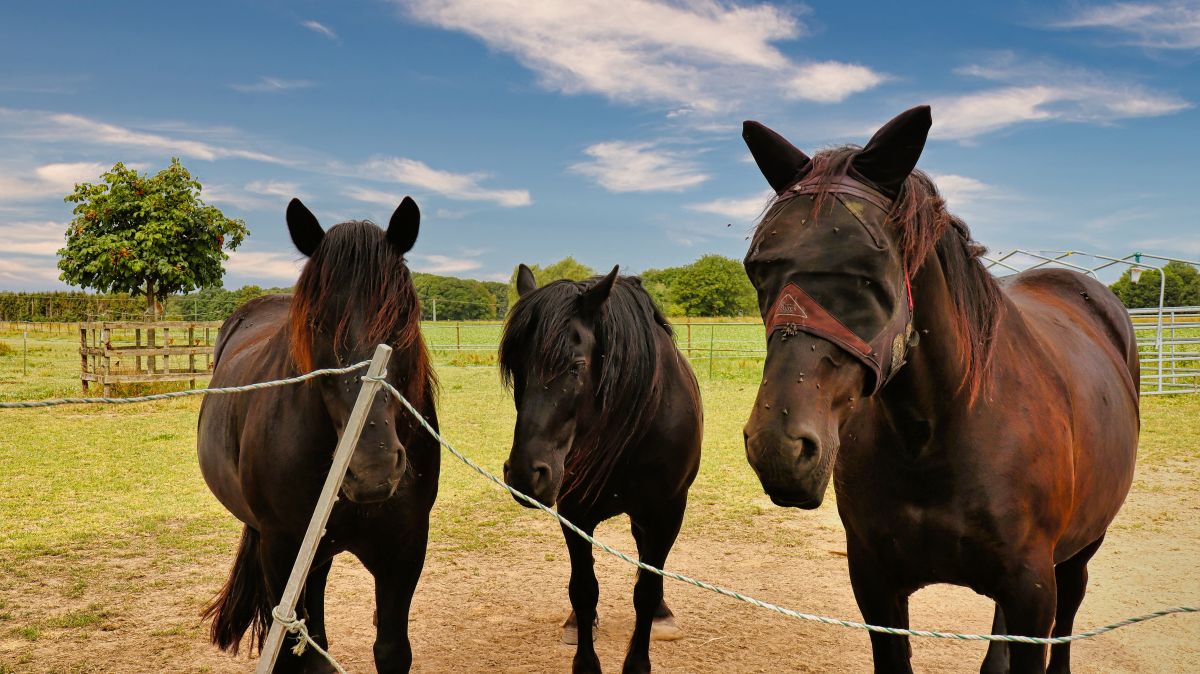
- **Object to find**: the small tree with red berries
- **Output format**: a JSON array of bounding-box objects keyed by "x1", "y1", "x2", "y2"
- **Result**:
[{"x1": 58, "y1": 159, "x2": 247, "y2": 318}]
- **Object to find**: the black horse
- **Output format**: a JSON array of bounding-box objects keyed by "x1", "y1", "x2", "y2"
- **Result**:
[
  {"x1": 197, "y1": 197, "x2": 440, "y2": 673},
  {"x1": 740, "y1": 106, "x2": 1139, "y2": 673},
  {"x1": 500, "y1": 265, "x2": 703, "y2": 674}
]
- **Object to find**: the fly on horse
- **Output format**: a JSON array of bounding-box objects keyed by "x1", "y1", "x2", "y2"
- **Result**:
[
  {"x1": 197, "y1": 197, "x2": 440, "y2": 673},
  {"x1": 740, "y1": 106, "x2": 1139, "y2": 673},
  {"x1": 500, "y1": 266, "x2": 703, "y2": 674}
]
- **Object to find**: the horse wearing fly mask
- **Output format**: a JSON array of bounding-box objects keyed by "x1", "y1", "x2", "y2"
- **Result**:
[
  {"x1": 740, "y1": 106, "x2": 1139, "y2": 674},
  {"x1": 500, "y1": 266, "x2": 703, "y2": 674}
]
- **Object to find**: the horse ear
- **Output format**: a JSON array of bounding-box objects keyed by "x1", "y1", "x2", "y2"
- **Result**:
[
  {"x1": 743, "y1": 121, "x2": 811, "y2": 194},
  {"x1": 387, "y1": 196, "x2": 420, "y2": 254},
  {"x1": 851, "y1": 105, "x2": 932, "y2": 197},
  {"x1": 516, "y1": 264, "x2": 538, "y2": 297},
  {"x1": 580, "y1": 265, "x2": 619, "y2": 315},
  {"x1": 286, "y1": 198, "x2": 324, "y2": 257}
]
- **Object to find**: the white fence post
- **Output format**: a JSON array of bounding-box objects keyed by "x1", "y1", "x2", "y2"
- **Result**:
[{"x1": 257, "y1": 343, "x2": 393, "y2": 673}]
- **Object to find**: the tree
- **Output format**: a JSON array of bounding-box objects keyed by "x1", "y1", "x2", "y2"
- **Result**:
[
  {"x1": 1109, "y1": 261, "x2": 1200, "y2": 309},
  {"x1": 413, "y1": 273, "x2": 498, "y2": 320},
  {"x1": 58, "y1": 159, "x2": 247, "y2": 318},
  {"x1": 507, "y1": 256, "x2": 595, "y2": 307},
  {"x1": 668, "y1": 255, "x2": 758, "y2": 317}
]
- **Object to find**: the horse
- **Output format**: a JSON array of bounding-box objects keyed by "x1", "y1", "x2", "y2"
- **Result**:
[
  {"x1": 197, "y1": 197, "x2": 440, "y2": 673},
  {"x1": 739, "y1": 106, "x2": 1139, "y2": 673},
  {"x1": 499, "y1": 265, "x2": 703, "y2": 674}
]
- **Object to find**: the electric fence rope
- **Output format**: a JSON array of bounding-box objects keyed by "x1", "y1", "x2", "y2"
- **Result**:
[
  {"x1": 0, "y1": 361, "x2": 371, "y2": 409},
  {"x1": 368, "y1": 374, "x2": 1199, "y2": 646}
]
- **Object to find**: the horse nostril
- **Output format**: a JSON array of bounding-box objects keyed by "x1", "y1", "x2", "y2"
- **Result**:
[
  {"x1": 530, "y1": 461, "x2": 551, "y2": 488},
  {"x1": 502, "y1": 460, "x2": 511, "y2": 477},
  {"x1": 799, "y1": 435, "x2": 820, "y2": 461}
]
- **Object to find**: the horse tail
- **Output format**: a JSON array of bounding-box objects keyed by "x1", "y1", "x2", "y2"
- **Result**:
[{"x1": 201, "y1": 525, "x2": 271, "y2": 654}]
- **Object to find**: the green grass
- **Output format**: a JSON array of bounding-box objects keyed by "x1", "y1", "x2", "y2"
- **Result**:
[{"x1": 0, "y1": 326, "x2": 1196, "y2": 589}]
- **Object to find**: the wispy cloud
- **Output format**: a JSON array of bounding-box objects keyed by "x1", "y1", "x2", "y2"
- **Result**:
[
  {"x1": 409, "y1": 253, "x2": 483, "y2": 274},
  {"x1": 0, "y1": 108, "x2": 288, "y2": 164},
  {"x1": 571, "y1": 141, "x2": 708, "y2": 193},
  {"x1": 354, "y1": 156, "x2": 532, "y2": 207},
  {"x1": 930, "y1": 54, "x2": 1189, "y2": 140},
  {"x1": 0, "y1": 161, "x2": 110, "y2": 202},
  {"x1": 686, "y1": 190, "x2": 774, "y2": 222},
  {"x1": 224, "y1": 250, "x2": 305, "y2": 281},
  {"x1": 0, "y1": 220, "x2": 65, "y2": 256},
  {"x1": 399, "y1": 0, "x2": 885, "y2": 115},
  {"x1": 1050, "y1": 2, "x2": 1200, "y2": 50},
  {"x1": 302, "y1": 19, "x2": 339, "y2": 40},
  {"x1": 928, "y1": 173, "x2": 992, "y2": 211},
  {"x1": 246, "y1": 180, "x2": 303, "y2": 199},
  {"x1": 0, "y1": 255, "x2": 61, "y2": 285},
  {"x1": 231, "y1": 77, "x2": 315, "y2": 93}
]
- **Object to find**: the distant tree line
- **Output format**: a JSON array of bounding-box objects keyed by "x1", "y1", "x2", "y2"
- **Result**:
[
  {"x1": 1108, "y1": 261, "x2": 1200, "y2": 309},
  {"x1": 506, "y1": 254, "x2": 757, "y2": 318},
  {"x1": 6, "y1": 258, "x2": 1193, "y2": 323}
]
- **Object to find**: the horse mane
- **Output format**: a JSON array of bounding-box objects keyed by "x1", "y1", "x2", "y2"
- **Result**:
[
  {"x1": 288, "y1": 220, "x2": 434, "y2": 401},
  {"x1": 762, "y1": 146, "x2": 1003, "y2": 401},
  {"x1": 499, "y1": 275, "x2": 673, "y2": 506}
]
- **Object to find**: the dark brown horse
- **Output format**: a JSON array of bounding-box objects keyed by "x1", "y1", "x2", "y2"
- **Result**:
[
  {"x1": 500, "y1": 266, "x2": 703, "y2": 674},
  {"x1": 197, "y1": 197, "x2": 439, "y2": 673},
  {"x1": 739, "y1": 106, "x2": 1139, "y2": 673}
]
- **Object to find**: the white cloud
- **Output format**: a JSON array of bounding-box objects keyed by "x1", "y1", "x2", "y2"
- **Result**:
[
  {"x1": 246, "y1": 180, "x2": 302, "y2": 199},
  {"x1": 930, "y1": 55, "x2": 1190, "y2": 140},
  {"x1": 399, "y1": 0, "x2": 884, "y2": 113},
  {"x1": 927, "y1": 173, "x2": 991, "y2": 211},
  {"x1": 356, "y1": 156, "x2": 532, "y2": 207},
  {"x1": 343, "y1": 186, "x2": 403, "y2": 206},
  {"x1": 302, "y1": 20, "x2": 339, "y2": 40},
  {"x1": 0, "y1": 255, "x2": 61, "y2": 284},
  {"x1": 571, "y1": 141, "x2": 708, "y2": 193},
  {"x1": 410, "y1": 254, "x2": 483, "y2": 274},
  {"x1": 686, "y1": 190, "x2": 774, "y2": 221},
  {"x1": 224, "y1": 250, "x2": 305, "y2": 281},
  {"x1": 1051, "y1": 2, "x2": 1200, "y2": 49},
  {"x1": 0, "y1": 108, "x2": 287, "y2": 164},
  {"x1": 0, "y1": 221, "x2": 65, "y2": 256},
  {"x1": 786, "y1": 62, "x2": 887, "y2": 103},
  {"x1": 204, "y1": 184, "x2": 275, "y2": 211},
  {"x1": 0, "y1": 161, "x2": 109, "y2": 202},
  {"x1": 231, "y1": 77, "x2": 315, "y2": 93}
]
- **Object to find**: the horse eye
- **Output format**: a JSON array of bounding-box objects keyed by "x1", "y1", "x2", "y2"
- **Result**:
[{"x1": 569, "y1": 361, "x2": 586, "y2": 376}]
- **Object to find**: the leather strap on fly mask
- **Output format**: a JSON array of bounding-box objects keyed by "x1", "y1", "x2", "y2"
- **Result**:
[{"x1": 764, "y1": 175, "x2": 916, "y2": 395}]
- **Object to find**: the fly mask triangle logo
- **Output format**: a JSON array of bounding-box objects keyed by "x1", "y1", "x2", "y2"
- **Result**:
[{"x1": 779, "y1": 291, "x2": 808, "y2": 320}]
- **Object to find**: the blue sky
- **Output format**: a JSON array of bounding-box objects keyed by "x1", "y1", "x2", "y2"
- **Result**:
[{"x1": 1, "y1": 1, "x2": 1197, "y2": 290}]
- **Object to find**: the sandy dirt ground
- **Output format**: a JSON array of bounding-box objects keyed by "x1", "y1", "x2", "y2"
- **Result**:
[{"x1": 2, "y1": 462, "x2": 1197, "y2": 673}]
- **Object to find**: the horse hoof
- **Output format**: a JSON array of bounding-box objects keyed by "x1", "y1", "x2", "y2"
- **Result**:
[
  {"x1": 561, "y1": 613, "x2": 599, "y2": 645},
  {"x1": 651, "y1": 613, "x2": 683, "y2": 641}
]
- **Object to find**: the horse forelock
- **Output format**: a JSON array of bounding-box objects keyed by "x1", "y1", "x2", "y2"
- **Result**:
[
  {"x1": 499, "y1": 276, "x2": 673, "y2": 506},
  {"x1": 288, "y1": 220, "x2": 434, "y2": 400}
]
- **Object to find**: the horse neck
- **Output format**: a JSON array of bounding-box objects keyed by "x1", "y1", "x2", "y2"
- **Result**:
[{"x1": 877, "y1": 250, "x2": 972, "y2": 416}]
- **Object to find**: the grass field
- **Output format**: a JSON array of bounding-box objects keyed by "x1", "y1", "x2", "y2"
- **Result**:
[{"x1": 1, "y1": 326, "x2": 1198, "y2": 672}]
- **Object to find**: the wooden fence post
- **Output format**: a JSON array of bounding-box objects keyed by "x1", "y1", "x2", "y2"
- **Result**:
[{"x1": 257, "y1": 343, "x2": 393, "y2": 673}]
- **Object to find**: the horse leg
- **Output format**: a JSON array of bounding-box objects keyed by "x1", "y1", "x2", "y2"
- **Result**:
[
  {"x1": 563, "y1": 520, "x2": 603, "y2": 674},
  {"x1": 1047, "y1": 537, "x2": 1104, "y2": 674},
  {"x1": 300, "y1": 558, "x2": 333, "y2": 664},
  {"x1": 258, "y1": 534, "x2": 333, "y2": 673},
  {"x1": 651, "y1": 598, "x2": 682, "y2": 641},
  {"x1": 847, "y1": 544, "x2": 913, "y2": 674},
  {"x1": 622, "y1": 499, "x2": 686, "y2": 674},
  {"x1": 980, "y1": 605, "x2": 1009, "y2": 674},
  {"x1": 355, "y1": 527, "x2": 428, "y2": 674},
  {"x1": 993, "y1": 558, "x2": 1057, "y2": 674}
]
